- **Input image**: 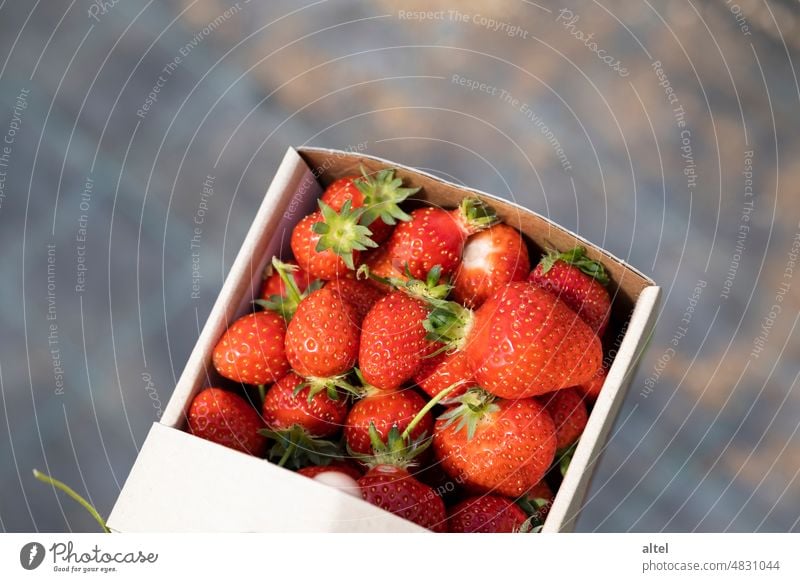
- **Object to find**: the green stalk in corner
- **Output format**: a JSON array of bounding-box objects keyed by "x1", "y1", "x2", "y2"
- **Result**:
[{"x1": 33, "y1": 469, "x2": 109, "y2": 532}]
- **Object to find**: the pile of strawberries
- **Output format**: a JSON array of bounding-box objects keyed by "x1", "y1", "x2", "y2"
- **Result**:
[{"x1": 186, "y1": 167, "x2": 613, "y2": 533}]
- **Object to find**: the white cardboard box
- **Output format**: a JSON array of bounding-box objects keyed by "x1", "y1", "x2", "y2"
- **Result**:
[{"x1": 108, "y1": 147, "x2": 660, "y2": 533}]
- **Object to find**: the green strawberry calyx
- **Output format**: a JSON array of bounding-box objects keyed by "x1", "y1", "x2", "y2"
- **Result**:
[
  {"x1": 540, "y1": 245, "x2": 610, "y2": 286},
  {"x1": 350, "y1": 382, "x2": 462, "y2": 470},
  {"x1": 33, "y1": 469, "x2": 109, "y2": 532},
  {"x1": 355, "y1": 166, "x2": 418, "y2": 227},
  {"x1": 312, "y1": 199, "x2": 378, "y2": 270},
  {"x1": 254, "y1": 257, "x2": 323, "y2": 321},
  {"x1": 517, "y1": 496, "x2": 552, "y2": 516},
  {"x1": 456, "y1": 196, "x2": 499, "y2": 235},
  {"x1": 292, "y1": 371, "x2": 361, "y2": 403},
  {"x1": 437, "y1": 388, "x2": 499, "y2": 440},
  {"x1": 350, "y1": 424, "x2": 430, "y2": 471},
  {"x1": 260, "y1": 424, "x2": 343, "y2": 469},
  {"x1": 357, "y1": 264, "x2": 451, "y2": 302},
  {"x1": 422, "y1": 297, "x2": 474, "y2": 354},
  {"x1": 351, "y1": 367, "x2": 383, "y2": 399}
]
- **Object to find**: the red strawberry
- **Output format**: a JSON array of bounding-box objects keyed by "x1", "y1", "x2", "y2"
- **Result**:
[
  {"x1": 528, "y1": 246, "x2": 612, "y2": 336},
  {"x1": 260, "y1": 259, "x2": 311, "y2": 300},
  {"x1": 262, "y1": 371, "x2": 349, "y2": 438},
  {"x1": 429, "y1": 281, "x2": 603, "y2": 398},
  {"x1": 291, "y1": 200, "x2": 377, "y2": 280},
  {"x1": 538, "y1": 388, "x2": 588, "y2": 450},
  {"x1": 356, "y1": 425, "x2": 446, "y2": 532},
  {"x1": 188, "y1": 388, "x2": 266, "y2": 455},
  {"x1": 324, "y1": 277, "x2": 386, "y2": 324},
  {"x1": 424, "y1": 281, "x2": 603, "y2": 399},
  {"x1": 433, "y1": 389, "x2": 557, "y2": 497},
  {"x1": 452, "y1": 223, "x2": 530, "y2": 309},
  {"x1": 255, "y1": 258, "x2": 322, "y2": 321},
  {"x1": 359, "y1": 465, "x2": 446, "y2": 531},
  {"x1": 412, "y1": 349, "x2": 474, "y2": 399},
  {"x1": 447, "y1": 495, "x2": 528, "y2": 533},
  {"x1": 382, "y1": 197, "x2": 498, "y2": 280},
  {"x1": 359, "y1": 294, "x2": 438, "y2": 391},
  {"x1": 212, "y1": 311, "x2": 290, "y2": 385},
  {"x1": 297, "y1": 461, "x2": 363, "y2": 481},
  {"x1": 321, "y1": 168, "x2": 419, "y2": 245},
  {"x1": 344, "y1": 387, "x2": 432, "y2": 455},
  {"x1": 575, "y1": 363, "x2": 607, "y2": 402},
  {"x1": 285, "y1": 286, "x2": 360, "y2": 377}
]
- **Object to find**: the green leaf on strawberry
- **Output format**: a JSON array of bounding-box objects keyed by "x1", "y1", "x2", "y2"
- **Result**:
[
  {"x1": 355, "y1": 166, "x2": 418, "y2": 226},
  {"x1": 540, "y1": 245, "x2": 609, "y2": 286},
  {"x1": 260, "y1": 424, "x2": 343, "y2": 470},
  {"x1": 312, "y1": 199, "x2": 377, "y2": 270},
  {"x1": 436, "y1": 388, "x2": 499, "y2": 440},
  {"x1": 254, "y1": 257, "x2": 323, "y2": 321}
]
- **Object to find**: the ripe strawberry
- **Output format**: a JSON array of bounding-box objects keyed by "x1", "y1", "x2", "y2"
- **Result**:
[
  {"x1": 452, "y1": 223, "x2": 531, "y2": 309},
  {"x1": 538, "y1": 388, "x2": 588, "y2": 450},
  {"x1": 358, "y1": 269, "x2": 450, "y2": 390},
  {"x1": 255, "y1": 258, "x2": 323, "y2": 321},
  {"x1": 291, "y1": 200, "x2": 377, "y2": 280},
  {"x1": 259, "y1": 259, "x2": 311, "y2": 300},
  {"x1": 188, "y1": 388, "x2": 266, "y2": 455},
  {"x1": 321, "y1": 168, "x2": 419, "y2": 245},
  {"x1": 528, "y1": 246, "x2": 611, "y2": 336},
  {"x1": 324, "y1": 277, "x2": 386, "y2": 324},
  {"x1": 356, "y1": 425, "x2": 446, "y2": 532},
  {"x1": 260, "y1": 371, "x2": 352, "y2": 468},
  {"x1": 432, "y1": 389, "x2": 557, "y2": 497},
  {"x1": 297, "y1": 461, "x2": 363, "y2": 481},
  {"x1": 212, "y1": 311, "x2": 290, "y2": 385},
  {"x1": 447, "y1": 495, "x2": 528, "y2": 533},
  {"x1": 427, "y1": 281, "x2": 603, "y2": 399},
  {"x1": 285, "y1": 285, "x2": 360, "y2": 377},
  {"x1": 412, "y1": 349, "x2": 474, "y2": 399},
  {"x1": 262, "y1": 371, "x2": 349, "y2": 438},
  {"x1": 382, "y1": 197, "x2": 498, "y2": 280},
  {"x1": 359, "y1": 465, "x2": 446, "y2": 531},
  {"x1": 575, "y1": 363, "x2": 607, "y2": 402},
  {"x1": 344, "y1": 387, "x2": 432, "y2": 455}
]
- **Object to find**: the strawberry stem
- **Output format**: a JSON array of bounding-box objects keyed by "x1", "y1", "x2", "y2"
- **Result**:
[
  {"x1": 272, "y1": 258, "x2": 304, "y2": 306},
  {"x1": 257, "y1": 384, "x2": 266, "y2": 405},
  {"x1": 456, "y1": 196, "x2": 499, "y2": 235},
  {"x1": 33, "y1": 469, "x2": 109, "y2": 533},
  {"x1": 277, "y1": 441, "x2": 296, "y2": 468},
  {"x1": 400, "y1": 383, "x2": 459, "y2": 441},
  {"x1": 255, "y1": 258, "x2": 322, "y2": 321}
]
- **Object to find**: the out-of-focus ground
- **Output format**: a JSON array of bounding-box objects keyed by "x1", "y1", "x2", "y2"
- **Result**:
[{"x1": 0, "y1": 0, "x2": 798, "y2": 531}]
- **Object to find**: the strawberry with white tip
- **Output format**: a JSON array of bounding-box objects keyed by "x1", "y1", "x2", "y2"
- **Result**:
[
  {"x1": 452, "y1": 222, "x2": 530, "y2": 309},
  {"x1": 376, "y1": 196, "x2": 499, "y2": 281}
]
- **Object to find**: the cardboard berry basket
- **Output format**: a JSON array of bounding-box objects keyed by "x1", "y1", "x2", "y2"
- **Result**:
[{"x1": 108, "y1": 147, "x2": 660, "y2": 533}]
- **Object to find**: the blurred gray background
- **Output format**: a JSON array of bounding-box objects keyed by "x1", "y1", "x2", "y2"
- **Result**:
[{"x1": 0, "y1": 0, "x2": 798, "y2": 532}]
